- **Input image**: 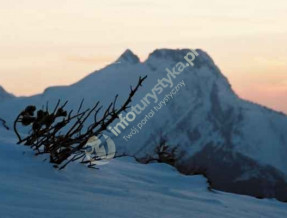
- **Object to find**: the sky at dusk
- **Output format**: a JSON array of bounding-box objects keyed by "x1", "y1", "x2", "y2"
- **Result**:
[{"x1": 0, "y1": 0, "x2": 287, "y2": 113}]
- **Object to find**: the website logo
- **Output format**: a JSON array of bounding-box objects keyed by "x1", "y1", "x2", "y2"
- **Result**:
[{"x1": 83, "y1": 134, "x2": 116, "y2": 165}]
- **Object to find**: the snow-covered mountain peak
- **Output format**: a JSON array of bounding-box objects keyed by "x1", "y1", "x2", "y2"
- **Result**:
[
  {"x1": 145, "y1": 48, "x2": 224, "y2": 76},
  {"x1": 145, "y1": 48, "x2": 211, "y2": 64},
  {"x1": 116, "y1": 49, "x2": 140, "y2": 64},
  {"x1": 147, "y1": 48, "x2": 194, "y2": 61},
  {"x1": 0, "y1": 48, "x2": 287, "y2": 201}
]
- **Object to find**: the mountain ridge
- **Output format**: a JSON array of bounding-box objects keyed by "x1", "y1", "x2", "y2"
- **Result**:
[
  {"x1": 0, "y1": 48, "x2": 286, "y2": 201},
  {"x1": 0, "y1": 85, "x2": 14, "y2": 100}
]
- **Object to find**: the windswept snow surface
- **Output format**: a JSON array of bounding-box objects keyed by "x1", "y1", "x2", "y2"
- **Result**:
[{"x1": 0, "y1": 131, "x2": 286, "y2": 218}]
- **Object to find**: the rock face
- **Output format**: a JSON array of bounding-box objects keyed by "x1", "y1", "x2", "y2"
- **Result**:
[
  {"x1": 177, "y1": 145, "x2": 287, "y2": 201},
  {"x1": 0, "y1": 49, "x2": 286, "y2": 201}
]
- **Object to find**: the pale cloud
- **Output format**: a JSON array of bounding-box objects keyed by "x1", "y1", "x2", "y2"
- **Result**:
[
  {"x1": 66, "y1": 55, "x2": 113, "y2": 64},
  {"x1": 253, "y1": 57, "x2": 287, "y2": 67}
]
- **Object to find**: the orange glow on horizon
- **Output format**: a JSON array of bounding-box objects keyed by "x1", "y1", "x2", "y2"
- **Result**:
[{"x1": 0, "y1": 0, "x2": 287, "y2": 113}]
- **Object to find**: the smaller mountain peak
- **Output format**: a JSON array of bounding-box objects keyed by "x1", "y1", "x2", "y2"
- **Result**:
[
  {"x1": 0, "y1": 86, "x2": 5, "y2": 92},
  {"x1": 116, "y1": 49, "x2": 140, "y2": 64},
  {"x1": 0, "y1": 85, "x2": 15, "y2": 99}
]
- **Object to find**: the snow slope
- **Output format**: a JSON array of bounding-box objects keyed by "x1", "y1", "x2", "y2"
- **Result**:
[
  {"x1": 0, "y1": 49, "x2": 287, "y2": 201},
  {"x1": 0, "y1": 131, "x2": 286, "y2": 218}
]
